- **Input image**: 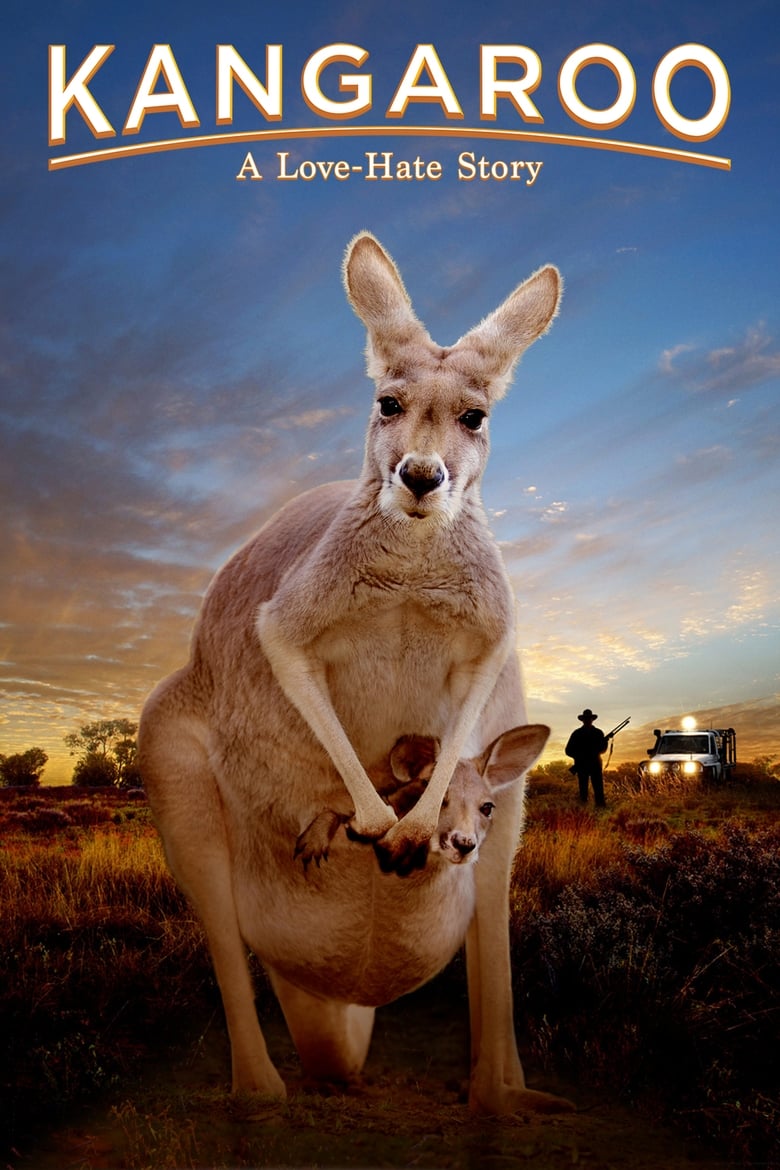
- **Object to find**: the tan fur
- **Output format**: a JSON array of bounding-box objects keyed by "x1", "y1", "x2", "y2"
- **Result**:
[{"x1": 138, "y1": 232, "x2": 572, "y2": 1114}]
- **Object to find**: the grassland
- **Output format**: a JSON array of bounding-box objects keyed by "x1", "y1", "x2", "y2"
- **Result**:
[{"x1": 1, "y1": 763, "x2": 778, "y2": 1168}]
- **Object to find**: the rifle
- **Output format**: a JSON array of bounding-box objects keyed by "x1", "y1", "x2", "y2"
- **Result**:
[
  {"x1": 607, "y1": 716, "x2": 631, "y2": 740},
  {"x1": 604, "y1": 716, "x2": 630, "y2": 768},
  {"x1": 568, "y1": 716, "x2": 631, "y2": 773}
]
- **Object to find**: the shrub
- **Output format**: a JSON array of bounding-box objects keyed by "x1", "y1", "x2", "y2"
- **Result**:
[
  {"x1": 0, "y1": 824, "x2": 214, "y2": 1155},
  {"x1": 514, "y1": 822, "x2": 780, "y2": 1166},
  {"x1": 0, "y1": 748, "x2": 47, "y2": 787},
  {"x1": 1, "y1": 806, "x2": 73, "y2": 834},
  {"x1": 72, "y1": 752, "x2": 119, "y2": 787}
]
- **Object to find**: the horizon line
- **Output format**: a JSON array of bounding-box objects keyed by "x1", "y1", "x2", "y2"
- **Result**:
[{"x1": 48, "y1": 124, "x2": 732, "y2": 171}]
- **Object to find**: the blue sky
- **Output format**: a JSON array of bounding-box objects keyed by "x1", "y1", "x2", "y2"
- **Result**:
[{"x1": 2, "y1": 0, "x2": 779, "y2": 780}]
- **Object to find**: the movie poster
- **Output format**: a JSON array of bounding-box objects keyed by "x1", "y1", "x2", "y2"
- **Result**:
[{"x1": 3, "y1": 1, "x2": 778, "y2": 1166}]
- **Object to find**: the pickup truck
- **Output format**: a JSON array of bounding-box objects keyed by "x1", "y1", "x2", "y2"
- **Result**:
[{"x1": 639, "y1": 726, "x2": 736, "y2": 783}]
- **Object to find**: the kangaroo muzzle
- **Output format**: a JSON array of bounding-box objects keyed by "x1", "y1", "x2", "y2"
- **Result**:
[{"x1": 399, "y1": 457, "x2": 446, "y2": 500}]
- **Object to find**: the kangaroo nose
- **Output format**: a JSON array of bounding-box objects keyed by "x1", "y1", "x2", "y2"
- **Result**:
[
  {"x1": 399, "y1": 460, "x2": 445, "y2": 499},
  {"x1": 452, "y1": 835, "x2": 476, "y2": 857}
]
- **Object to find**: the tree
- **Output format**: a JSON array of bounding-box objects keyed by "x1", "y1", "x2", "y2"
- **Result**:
[
  {"x1": 0, "y1": 747, "x2": 48, "y2": 787},
  {"x1": 71, "y1": 751, "x2": 119, "y2": 787},
  {"x1": 65, "y1": 719, "x2": 140, "y2": 788}
]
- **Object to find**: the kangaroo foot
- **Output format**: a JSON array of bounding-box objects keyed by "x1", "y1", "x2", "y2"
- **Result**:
[{"x1": 470, "y1": 1083, "x2": 576, "y2": 1116}]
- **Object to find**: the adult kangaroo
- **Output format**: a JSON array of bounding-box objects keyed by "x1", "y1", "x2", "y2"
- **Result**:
[{"x1": 138, "y1": 232, "x2": 567, "y2": 1115}]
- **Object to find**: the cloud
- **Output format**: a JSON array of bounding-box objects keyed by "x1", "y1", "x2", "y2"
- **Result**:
[
  {"x1": 659, "y1": 322, "x2": 780, "y2": 398},
  {"x1": 659, "y1": 342, "x2": 696, "y2": 374},
  {"x1": 277, "y1": 407, "x2": 354, "y2": 430},
  {"x1": 672, "y1": 445, "x2": 733, "y2": 484},
  {"x1": 537, "y1": 499, "x2": 568, "y2": 523}
]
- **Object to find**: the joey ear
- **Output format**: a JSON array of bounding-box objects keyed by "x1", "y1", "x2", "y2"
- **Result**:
[
  {"x1": 390, "y1": 734, "x2": 440, "y2": 784},
  {"x1": 478, "y1": 724, "x2": 550, "y2": 792},
  {"x1": 343, "y1": 232, "x2": 431, "y2": 377},
  {"x1": 455, "y1": 266, "x2": 562, "y2": 400}
]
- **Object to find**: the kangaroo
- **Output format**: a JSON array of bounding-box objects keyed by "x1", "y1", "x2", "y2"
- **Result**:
[
  {"x1": 138, "y1": 232, "x2": 569, "y2": 1115},
  {"x1": 295, "y1": 727, "x2": 544, "y2": 871}
]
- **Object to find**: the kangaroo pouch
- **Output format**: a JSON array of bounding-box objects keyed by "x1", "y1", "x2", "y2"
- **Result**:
[{"x1": 232, "y1": 837, "x2": 475, "y2": 1005}]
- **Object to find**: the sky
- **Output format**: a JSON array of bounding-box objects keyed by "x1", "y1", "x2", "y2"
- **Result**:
[{"x1": 2, "y1": 0, "x2": 779, "y2": 782}]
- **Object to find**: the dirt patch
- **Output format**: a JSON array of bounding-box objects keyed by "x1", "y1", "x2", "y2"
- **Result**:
[{"x1": 18, "y1": 984, "x2": 729, "y2": 1170}]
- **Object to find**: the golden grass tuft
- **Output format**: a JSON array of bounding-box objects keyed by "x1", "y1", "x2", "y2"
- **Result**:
[{"x1": 513, "y1": 814, "x2": 628, "y2": 917}]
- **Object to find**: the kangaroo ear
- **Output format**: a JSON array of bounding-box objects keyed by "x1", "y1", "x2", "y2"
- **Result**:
[
  {"x1": 454, "y1": 266, "x2": 562, "y2": 401},
  {"x1": 390, "y1": 734, "x2": 440, "y2": 784},
  {"x1": 478, "y1": 724, "x2": 550, "y2": 792},
  {"x1": 343, "y1": 232, "x2": 431, "y2": 378}
]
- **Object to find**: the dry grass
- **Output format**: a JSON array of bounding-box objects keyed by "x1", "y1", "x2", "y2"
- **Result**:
[
  {"x1": 0, "y1": 789, "x2": 215, "y2": 1157},
  {"x1": 513, "y1": 810, "x2": 629, "y2": 917},
  {"x1": 1, "y1": 767, "x2": 779, "y2": 1166}
]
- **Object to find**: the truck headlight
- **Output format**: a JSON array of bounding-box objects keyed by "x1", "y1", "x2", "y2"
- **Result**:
[
  {"x1": 648, "y1": 761, "x2": 663, "y2": 775},
  {"x1": 682, "y1": 760, "x2": 702, "y2": 775}
]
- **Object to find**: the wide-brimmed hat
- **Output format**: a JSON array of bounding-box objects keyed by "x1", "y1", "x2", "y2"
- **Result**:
[{"x1": 578, "y1": 709, "x2": 598, "y2": 721}]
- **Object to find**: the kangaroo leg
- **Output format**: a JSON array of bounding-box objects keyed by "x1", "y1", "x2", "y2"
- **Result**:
[
  {"x1": 269, "y1": 970, "x2": 376, "y2": 1083},
  {"x1": 257, "y1": 607, "x2": 397, "y2": 840},
  {"x1": 140, "y1": 711, "x2": 286, "y2": 1098},
  {"x1": 466, "y1": 782, "x2": 575, "y2": 1115}
]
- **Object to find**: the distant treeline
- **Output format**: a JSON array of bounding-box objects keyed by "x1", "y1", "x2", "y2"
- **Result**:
[{"x1": 1, "y1": 719, "x2": 141, "y2": 788}]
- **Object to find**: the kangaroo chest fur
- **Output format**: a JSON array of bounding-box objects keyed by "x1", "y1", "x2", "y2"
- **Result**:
[
  {"x1": 200, "y1": 480, "x2": 512, "y2": 773},
  {"x1": 317, "y1": 599, "x2": 487, "y2": 761}
]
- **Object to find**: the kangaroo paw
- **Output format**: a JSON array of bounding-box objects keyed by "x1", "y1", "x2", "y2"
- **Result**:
[
  {"x1": 370, "y1": 808, "x2": 436, "y2": 874},
  {"x1": 373, "y1": 834, "x2": 430, "y2": 876},
  {"x1": 295, "y1": 811, "x2": 345, "y2": 868}
]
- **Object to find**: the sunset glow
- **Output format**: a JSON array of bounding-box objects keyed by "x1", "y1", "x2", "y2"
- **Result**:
[{"x1": 2, "y1": 2, "x2": 778, "y2": 782}]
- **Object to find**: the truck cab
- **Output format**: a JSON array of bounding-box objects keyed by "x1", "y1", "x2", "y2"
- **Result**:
[{"x1": 639, "y1": 727, "x2": 736, "y2": 783}]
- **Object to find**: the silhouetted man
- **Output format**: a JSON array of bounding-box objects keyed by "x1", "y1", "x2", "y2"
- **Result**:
[{"x1": 565, "y1": 708, "x2": 609, "y2": 807}]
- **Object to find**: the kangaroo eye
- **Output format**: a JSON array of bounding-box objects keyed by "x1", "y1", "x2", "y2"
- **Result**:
[
  {"x1": 459, "y1": 409, "x2": 486, "y2": 431},
  {"x1": 479, "y1": 801, "x2": 495, "y2": 818},
  {"x1": 378, "y1": 396, "x2": 403, "y2": 418}
]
